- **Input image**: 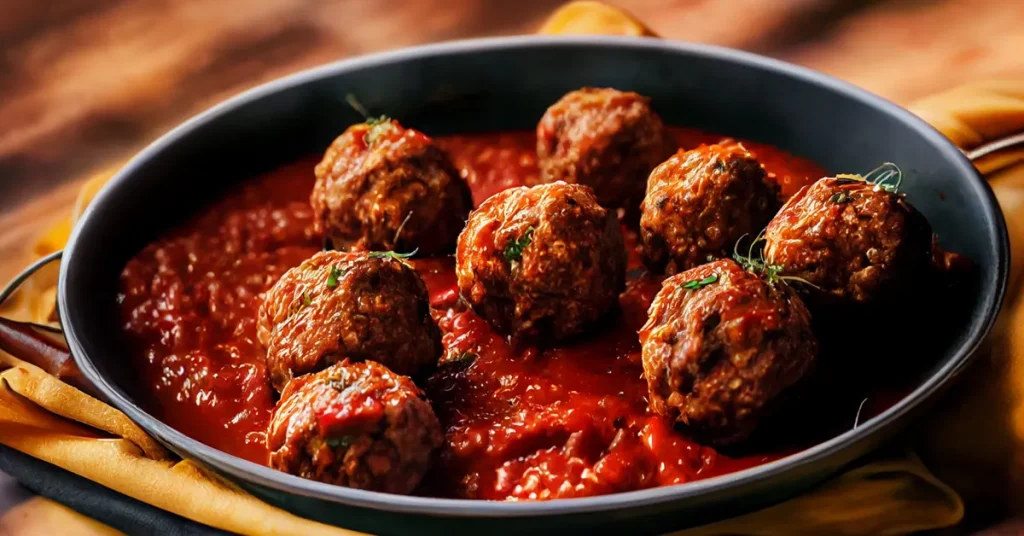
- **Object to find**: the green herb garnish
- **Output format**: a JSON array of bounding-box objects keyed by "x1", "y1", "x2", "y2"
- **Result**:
[
  {"x1": 836, "y1": 162, "x2": 903, "y2": 195},
  {"x1": 504, "y1": 227, "x2": 535, "y2": 263},
  {"x1": 302, "y1": 293, "x2": 312, "y2": 307},
  {"x1": 682, "y1": 274, "x2": 718, "y2": 290},
  {"x1": 326, "y1": 436, "x2": 353, "y2": 449},
  {"x1": 368, "y1": 248, "x2": 418, "y2": 263},
  {"x1": 364, "y1": 117, "x2": 394, "y2": 145},
  {"x1": 829, "y1": 192, "x2": 850, "y2": 204},
  {"x1": 326, "y1": 265, "x2": 344, "y2": 289},
  {"x1": 328, "y1": 378, "x2": 347, "y2": 391},
  {"x1": 344, "y1": 93, "x2": 396, "y2": 145},
  {"x1": 733, "y1": 232, "x2": 819, "y2": 289}
]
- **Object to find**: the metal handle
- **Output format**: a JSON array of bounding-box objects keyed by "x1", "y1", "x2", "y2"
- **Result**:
[
  {"x1": 0, "y1": 249, "x2": 63, "y2": 333},
  {"x1": 964, "y1": 131, "x2": 1024, "y2": 163}
]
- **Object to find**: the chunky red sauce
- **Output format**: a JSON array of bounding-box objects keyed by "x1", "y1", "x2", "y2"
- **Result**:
[{"x1": 118, "y1": 128, "x2": 895, "y2": 500}]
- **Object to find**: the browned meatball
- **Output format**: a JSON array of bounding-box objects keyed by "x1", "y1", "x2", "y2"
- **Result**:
[
  {"x1": 536, "y1": 87, "x2": 674, "y2": 214},
  {"x1": 311, "y1": 119, "x2": 472, "y2": 255},
  {"x1": 456, "y1": 182, "x2": 626, "y2": 340},
  {"x1": 639, "y1": 259, "x2": 817, "y2": 445},
  {"x1": 763, "y1": 177, "x2": 932, "y2": 304},
  {"x1": 640, "y1": 144, "x2": 781, "y2": 275},
  {"x1": 268, "y1": 360, "x2": 443, "y2": 493},
  {"x1": 258, "y1": 250, "x2": 441, "y2": 391}
]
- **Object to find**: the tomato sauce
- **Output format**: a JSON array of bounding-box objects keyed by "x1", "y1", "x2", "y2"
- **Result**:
[{"x1": 117, "y1": 128, "x2": 895, "y2": 500}]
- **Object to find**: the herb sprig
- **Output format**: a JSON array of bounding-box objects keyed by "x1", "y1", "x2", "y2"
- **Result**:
[
  {"x1": 368, "y1": 249, "x2": 418, "y2": 264},
  {"x1": 836, "y1": 162, "x2": 903, "y2": 194},
  {"x1": 504, "y1": 227, "x2": 535, "y2": 263},
  {"x1": 682, "y1": 274, "x2": 718, "y2": 290},
  {"x1": 345, "y1": 93, "x2": 396, "y2": 145},
  {"x1": 733, "y1": 232, "x2": 819, "y2": 289},
  {"x1": 829, "y1": 192, "x2": 850, "y2": 204},
  {"x1": 326, "y1": 265, "x2": 345, "y2": 289}
]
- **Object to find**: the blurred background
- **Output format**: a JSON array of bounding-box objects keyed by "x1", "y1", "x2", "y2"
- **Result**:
[
  {"x1": 2, "y1": 1, "x2": 1024, "y2": 533},
  {"x1": 2, "y1": 0, "x2": 1024, "y2": 284}
]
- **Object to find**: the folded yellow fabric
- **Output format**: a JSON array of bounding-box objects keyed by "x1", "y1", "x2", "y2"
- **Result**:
[{"x1": 1, "y1": 2, "x2": 1021, "y2": 534}]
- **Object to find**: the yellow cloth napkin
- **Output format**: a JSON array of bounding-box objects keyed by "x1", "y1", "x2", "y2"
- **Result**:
[{"x1": 1, "y1": 2, "x2": 1021, "y2": 534}]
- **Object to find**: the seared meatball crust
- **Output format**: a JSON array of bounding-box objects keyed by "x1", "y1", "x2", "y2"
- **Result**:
[
  {"x1": 640, "y1": 144, "x2": 781, "y2": 275},
  {"x1": 536, "y1": 87, "x2": 674, "y2": 214},
  {"x1": 763, "y1": 177, "x2": 932, "y2": 304},
  {"x1": 311, "y1": 119, "x2": 473, "y2": 255},
  {"x1": 456, "y1": 182, "x2": 627, "y2": 340},
  {"x1": 258, "y1": 250, "x2": 441, "y2": 391},
  {"x1": 268, "y1": 361, "x2": 443, "y2": 493},
  {"x1": 639, "y1": 259, "x2": 817, "y2": 446}
]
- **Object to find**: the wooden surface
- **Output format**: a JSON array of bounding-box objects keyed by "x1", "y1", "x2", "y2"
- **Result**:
[
  {"x1": 2, "y1": 2, "x2": 1024, "y2": 532},
  {"x1": 2, "y1": 0, "x2": 1024, "y2": 281}
]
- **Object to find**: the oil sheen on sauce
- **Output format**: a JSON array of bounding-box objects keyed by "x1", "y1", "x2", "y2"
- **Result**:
[{"x1": 117, "y1": 128, "x2": 894, "y2": 500}]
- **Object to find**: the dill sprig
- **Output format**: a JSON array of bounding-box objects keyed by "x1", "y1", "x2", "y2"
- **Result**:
[
  {"x1": 368, "y1": 249, "x2": 419, "y2": 264},
  {"x1": 344, "y1": 93, "x2": 395, "y2": 145},
  {"x1": 836, "y1": 162, "x2": 903, "y2": 194},
  {"x1": 732, "y1": 232, "x2": 819, "y2": 289}
]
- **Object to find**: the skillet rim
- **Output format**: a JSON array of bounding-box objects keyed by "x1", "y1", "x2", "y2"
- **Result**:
[{"x1": 59, "y1": 34, "x2": 1010, "y2": 517}]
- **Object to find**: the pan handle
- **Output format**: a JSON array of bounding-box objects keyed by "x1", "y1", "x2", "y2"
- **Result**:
[
  {"x1": 0, "y1": 249, "x2": 100, "y2": 396},
  {"x1": 0, "y1": 249, "x2": 63, "y2": 315},
  {"x1": 963, "y1": 131, "x2": 1024, "y2": 163}
]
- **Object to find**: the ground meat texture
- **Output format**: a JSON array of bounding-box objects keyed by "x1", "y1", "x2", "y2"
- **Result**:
[
  {"x1": 640, "y1": 144, "x2": 781, "y2": 275},
  {"x1": 456, "y1": 182, "x2": 626, "y2": 340},
  {"x1": 268, "y1": 361, "x2": 443, "y2": 493},
  {"x1": 311, "y1": 119, "x2": 473, "y2": 255},
  {"x1": 639, "y1": 259, "x2": 817, "y2": 445},
  {"x1": 536, "y1": 87, "x2": 674, "y2": 214},
  {"x1": 763, "y1": 177, "x2": 933, "y2": 304},
  {"x1": 258, "y1": 250, "x2": 441, "y2": 392}
]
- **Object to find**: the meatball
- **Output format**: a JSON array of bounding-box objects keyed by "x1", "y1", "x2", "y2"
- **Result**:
[
  {"x1": 258, "y1": 250, "x2": 441, "y2": 391},
  {"x1": 763, "y1": 177, "x2": 932, "y2": 304},
  {"x1": 640, "y1": 143, "x2": 781, "y2": 274},
  {"x1": 536, "y1": 87, "x2": 674, "y2": 214},
  {"x1": 639, "y1": 259, "x2": 817, "y2": 445},
  {"x1": 268, "y1": 360, "x2": 443, "y2": 493},
  {"x1": 311, "y1": 119, "x2": 473, "y2": 255},
  {"x1": 456, "y1": 182, "x2": 626, "y2": 340}
]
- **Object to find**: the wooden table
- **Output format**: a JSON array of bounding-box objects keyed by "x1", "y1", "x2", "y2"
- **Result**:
[
  {"x1": 3, "y1": 0, "x2": 1024, "y2": 284},
  {"x1": 2, "y1": 0, "x2": 1024, "y2": 532}
]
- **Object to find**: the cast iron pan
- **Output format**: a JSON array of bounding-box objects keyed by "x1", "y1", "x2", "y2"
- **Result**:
[{"x1": 54, "y1": 36, "x2": 1008, "y2": 535}]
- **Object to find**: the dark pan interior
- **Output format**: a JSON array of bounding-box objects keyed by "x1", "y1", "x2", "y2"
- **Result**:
[{"x1": 59, "y1": 37, "x2": 1006, "y2": 535}]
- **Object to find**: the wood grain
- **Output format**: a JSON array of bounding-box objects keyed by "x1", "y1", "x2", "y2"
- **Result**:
[{"x1": 1, "y1": 0, "x2": 1022, "y2": 281}]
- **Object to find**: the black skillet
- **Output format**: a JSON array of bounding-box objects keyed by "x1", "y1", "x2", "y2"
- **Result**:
[{"x1": 2, "y1": 36, "x2": 1008, "y2": 535}]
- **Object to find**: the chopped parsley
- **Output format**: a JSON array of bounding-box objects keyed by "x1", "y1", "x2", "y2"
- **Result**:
[
  {"x1": 302, "y1": 293, "x2": 312, "y2": 307},
  {"x1": 829, "y1": 192, "x2": 850, "y2": 204},
  {"x1": 504, "y1": 227, "x2": 535, "y2": 263},
  {"x1": 364, "y1": 116, "x2": 395, "y2": 146},
  {"x1": 368, "y1": 249, "x2": 418, "y2": 263},
  {"x1": 326, "y1": 265, "x2": 345, "y2": 289},
  {"x1": 681, "y1": 274, "x2": 718, "y2": 290}
]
